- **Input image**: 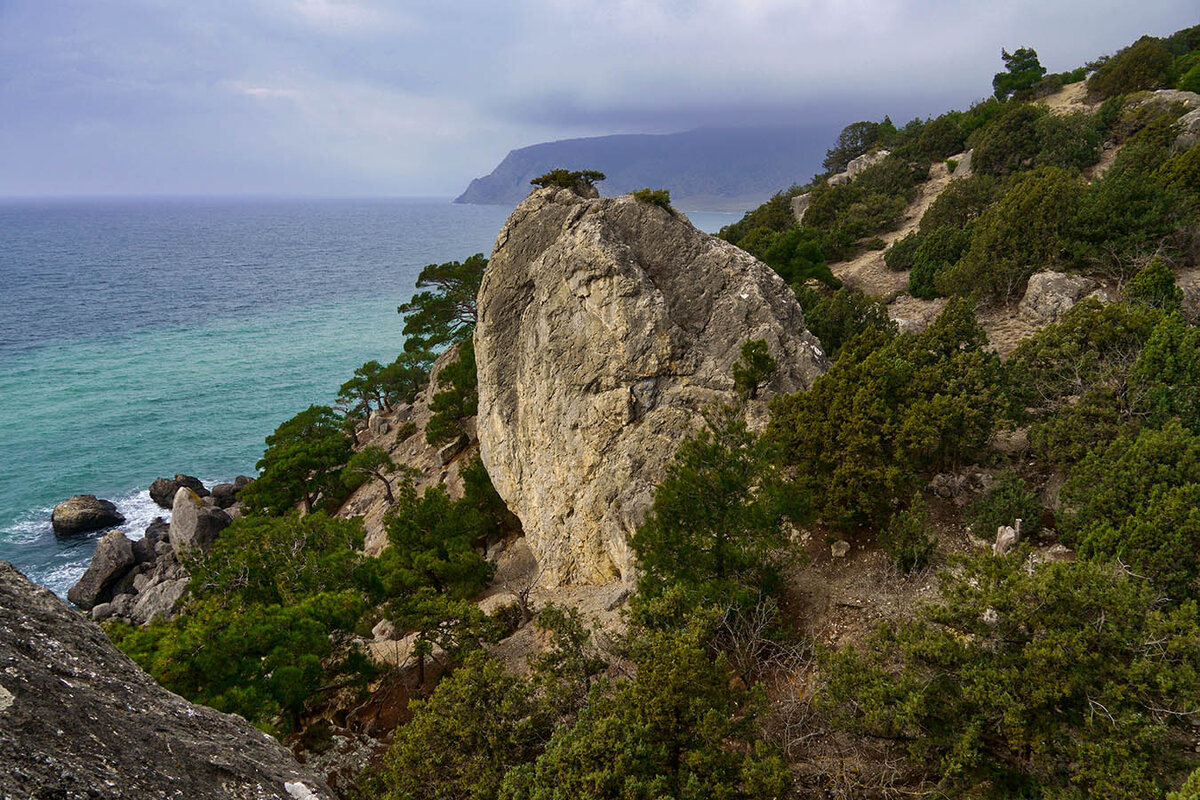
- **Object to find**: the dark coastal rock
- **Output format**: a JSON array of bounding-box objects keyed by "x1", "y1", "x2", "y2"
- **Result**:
[
  {"x1": 50, "y1": 494, "x2": 125, "y2": 536},
  {"x1": 234, "y1": 474, "x2": 254, "y2": 490},
  {"x1": 145, "y1": 516, "x2": 170, "y2": 541},
  {"x1": 108, "y1": 560, "x2": 149, "y2": 599},
  {"x1": 168, "y1": 487, "x2": 230, "y2": 554},
  {"x1": 148, "y1": 473, "x2": 208, "y2": 509},
  {"x1": 66, "y1": 530, "x2": 136, "y2": 611},
  {"x1": 0, "y1": 561, "x2": 333, "y2": 799},
  {"x1": 211, "y1": 482, "x2": 239, "y2": 508},
  {"x1": 130, "y1": 534, "x2": 157, "y2": 564}
]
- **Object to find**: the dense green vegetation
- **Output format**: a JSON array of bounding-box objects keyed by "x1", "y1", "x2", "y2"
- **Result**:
[
  {"x1": 631, "y1": 187, "x2": 672, "y2": 209},
  {"x1": 826, "y1": 554, "x2": 1200, "y2": 799},
  {"x1": 530, "y1": 168, "x2": 606, "y2": 192},
  {"x1": 631, "y1": 406, "x2": 804, "y2": 609},
  {"x1": 398, "y1": 254, "x2": 487, "y2": 353},
  {"x1": 102, "y1": 24, "x2": 1200, "y2": 800},
  {"x1": 239, "y1": 404, "x2": 355, "y2": 515},
  {"x1": 720, "y1": 23, "x2": 1200, "y2": 306},
  {"x1": 107, "y1": 512, "x2": 376, "y2": 732},
  {"x1": 992, "y1": 46, "x2": 1047, "y2": 101},
  {"x1": 769, "y1": 298, "x2": 1007, "y2": 530}
]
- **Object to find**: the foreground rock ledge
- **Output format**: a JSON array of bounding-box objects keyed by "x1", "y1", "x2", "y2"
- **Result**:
[
  {"x1": 476, "y1": 187, "x2": 827, "y2": 586},
  {"x1": 0, "y1": 561, "x2": 331, "y2": 800}
]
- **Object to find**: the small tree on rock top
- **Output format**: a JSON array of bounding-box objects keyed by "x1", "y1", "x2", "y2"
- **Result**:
[{"x1": 529, "y1": 168, "x2": 606, "y2": 196}]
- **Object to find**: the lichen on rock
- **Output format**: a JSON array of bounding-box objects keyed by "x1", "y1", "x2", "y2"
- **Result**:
[{"x1": 0, "y1": 561, "x2": 333, "y2": 799}]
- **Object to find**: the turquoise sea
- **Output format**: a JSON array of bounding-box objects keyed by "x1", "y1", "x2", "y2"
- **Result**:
[{"x1": 0, "y1": 197, "x2": 739, "y2": 596}]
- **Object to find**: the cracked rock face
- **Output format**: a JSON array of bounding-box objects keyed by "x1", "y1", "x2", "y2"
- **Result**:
[
  {"x1": 0, "y1": 561, "x2": 332, "y2": 799},
  {"x1": 475, "y1": 187, "x2": 827, "y2": 586}
]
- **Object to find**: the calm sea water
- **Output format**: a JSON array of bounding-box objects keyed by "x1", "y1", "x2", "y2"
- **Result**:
[{"x1": 0, "y1": 197, "x2": 739, "y2": 596}]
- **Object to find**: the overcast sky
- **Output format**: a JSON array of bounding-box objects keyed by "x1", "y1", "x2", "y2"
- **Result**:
[{"x1": 1, "y1": 1, "x2": 1195, "y2": 197}]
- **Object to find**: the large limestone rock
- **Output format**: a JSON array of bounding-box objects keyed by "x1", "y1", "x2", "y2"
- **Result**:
[
  {"x1": 790, "y1": 192, "x2": 812, "y2": 223},
  {"x1": 476, "y1": 187, "x2": 827, "y2": 585},
  {"x1": 845, "y1": 148, "x2": 891, "y2": 179},
  {"x1": 50, "y1": 494, "x2": 125, "y2": 536},
  {"x1": 168, "y1": 486, "x2": 231, "y2": 554},
  {"x1": 827, "y1": 149, "x2": 891, "y2": 186},
  {"x1": 1131, "y1": 89, "x2": 1200, "y2": 112},
  {"x1": 66, "y1": 529, "x2": 135, "y2": 611},
  {"x1": 0, "y1": 561, "x2": 332, "y2": 799},
  {"x1": 1020, "y1": 270, "x2": 1097, "y2": 325}
]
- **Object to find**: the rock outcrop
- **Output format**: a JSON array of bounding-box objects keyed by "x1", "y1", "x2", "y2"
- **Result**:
[
  {"x1": 169, "y1": 486, "x2": 231, "y2": 554},
  {"x1": 829, "y1": 148, "x2": 890, "y2": 185},
  {"x1": 70, "y1": 514, "x2": 191, "y2": 625},
  {"x1": 790, "y1": 192, "x2": 812, "y2": 224},
  {"x1": 1019, "y1": 270, "x2": 1098, "y2": 325},
  {"x1": 336, "y1": 344, "x2": 485, "y2": 557},
  {"x1": 50, "y1": 494, "x2": 126, "y2": 536},
  {"x1": 66, "y1": 529, "x2": 135, "y2": 610},
  {"x1": 0, "y1": 561, "x2": 332, "y2": 799},
  {"x1": 1176, "y1": 108, "x2": 1200, "y2": 151},
  {"x1": 475, "y1": 187, "x2": 827, "y2": 585}
]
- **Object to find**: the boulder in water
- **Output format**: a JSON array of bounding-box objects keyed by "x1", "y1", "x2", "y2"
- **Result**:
[
  {"x1": 50, "y1": 494, "x2": 125, "y2": 536},
  {"x1": 210, "y1": 482, "x2": 239, "y2": 508},
  {"x1": 149, "y1": 474, "x2": 209, "y2": 509}
]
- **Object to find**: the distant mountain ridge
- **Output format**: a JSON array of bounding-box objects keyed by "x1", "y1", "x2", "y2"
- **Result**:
[{"x1": 454, "y1": 126, "x2": 837, "y2": 212}]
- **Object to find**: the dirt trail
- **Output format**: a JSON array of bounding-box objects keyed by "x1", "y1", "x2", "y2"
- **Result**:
[
  {"x1": 1042, "y1": 81, "x2": 1090, "y2": 116},
  {"x1": 830, "y1": 159, "x2": 958, "y2": 299},
  {"x1": 828, "y1": 81, "x2": 1127, "y2": 356}
]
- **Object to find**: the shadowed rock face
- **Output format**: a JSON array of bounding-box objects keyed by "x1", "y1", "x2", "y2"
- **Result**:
[
  {"x1": 0, "y1": 561, "x2": 332, "y2": 800},
  {"x1": 475, "y1": 187, "x2": 827, "y2": 586}
]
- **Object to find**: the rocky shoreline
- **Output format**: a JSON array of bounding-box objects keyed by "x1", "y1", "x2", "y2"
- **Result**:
[{"x1": 62, "y1": 473, "x2": 253, "y2": 627}]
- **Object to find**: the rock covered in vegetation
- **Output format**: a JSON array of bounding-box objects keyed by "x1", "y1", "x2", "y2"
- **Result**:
[
  {"x1": 0, "y1": 561, "x2": 333, "y2": 799},
  {"x1": 475, "y1": 186, "x2": 827, "y2": 585},
  {"x1": 50, "y1": 494, "x2": 125, "y2": 536},
  {"x1": 148, "y1": 473, "x2": 209, "y2": 508},
  {"x1": 336, "y1": 344, "x2": 484, "y2": 557},
  {"x1": 1019, "y1": 270, "x2": 1098, "y2": 325}
]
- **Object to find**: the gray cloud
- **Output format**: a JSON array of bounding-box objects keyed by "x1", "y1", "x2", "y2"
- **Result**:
[{"x1": 1, "y1": 0, "x2": 1196, "y2": 196}]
